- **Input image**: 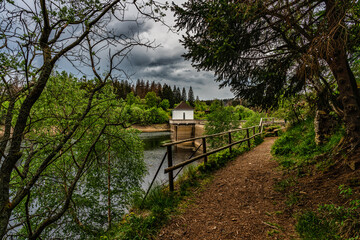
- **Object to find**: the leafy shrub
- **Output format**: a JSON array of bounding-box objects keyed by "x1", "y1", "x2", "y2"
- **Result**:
[
  {"x1": 234, "y1": 105, "x2": 254, "y2": 120},
  {"x1": 242, "y1": 111, "x2": 267, "y2": 128},
  {"x1": 114, "y1": 213, "x2": 159, "y2": 240},
  {"x1": 142, "y1": 107, "x2": 169, "y2": 125},
  {"x1": 159, "y1": 99, "x2": 170, "y2": 110},
  {"x1": 130, "y1": 106, "x2": 144, "y2": 123},
  {"x1": 205, "y1": 103, "x2": 240, "y2": 148}
]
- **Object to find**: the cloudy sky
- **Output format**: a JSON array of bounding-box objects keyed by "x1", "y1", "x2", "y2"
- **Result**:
[
  {"x1": 115, "y1": 1, "x2": 234, "y2": 100},
  {"x1": 54, "y1": 1, "x2": 234, "y2": 100}
]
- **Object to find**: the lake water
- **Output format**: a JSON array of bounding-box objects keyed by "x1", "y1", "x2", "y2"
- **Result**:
[{"x1": 139, "y1": 131, "x2": 200, "y2": 191}]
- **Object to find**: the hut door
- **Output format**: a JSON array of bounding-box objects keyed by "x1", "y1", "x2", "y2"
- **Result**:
[{"x1": 183, "y1": 112, "x2": 185, "y2": 120}]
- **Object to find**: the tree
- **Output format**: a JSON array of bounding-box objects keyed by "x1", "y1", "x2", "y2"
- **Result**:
[
  {"x1": 160, "y1": 84, "x2": 175, "y2": 107},
  {"x1": 205, "y1": 100, "x2": 238, "y2": 148},
  {"x1": 150, "y1": 81, "x2": 157, "y2": 93},
  {"x1": 145, "y1": 80, "x2": 150, "y2": 94},
  {"x1": 156, "y1": 82, "x2": 162, "y2": 96},
  {"x1": 145, "y1": 91, "x2": 160, "y2": 108},
  {"x1": 21, "y1": 73, "x2": 145, "y2": 239},
  {"x1": 135, "y1": 79, "x2": 147, "y2": 98},
  {"x1": 159, "y1": 99, "x2": 170, "y2": 110},
  {"x1": 181, "y1": 87, "x2": 187, "y2": 102},
  {"x1": 174, "y1": 86, "x2": 182, "y2": 104},
  {"x1": 173, "y1": 0, "x2": 360, "y2": 149},
  {"x1": 188, "y1": 86, "x2": 195, "y2": 106},
  {"x1": 113, "y1": 80, "x2": 133, "y2": 99},
  {"x1": 0, "y1": 0, "x2": 167, "y2": 238}
]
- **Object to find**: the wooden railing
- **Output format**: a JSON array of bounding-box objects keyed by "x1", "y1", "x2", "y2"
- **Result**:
[
  {"x1": 162, "y1": 126, "x2": 261, "y2": 191},
  {"x1": 141, "y1": 118, "x2": 284, "y2": 203}
]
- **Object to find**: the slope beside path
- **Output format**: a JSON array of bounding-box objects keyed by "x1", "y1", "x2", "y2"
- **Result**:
[{"x1": 157, "y1": 137, "x2": 298, "y2": 240}]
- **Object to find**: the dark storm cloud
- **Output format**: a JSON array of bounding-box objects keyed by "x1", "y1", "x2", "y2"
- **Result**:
[
  {"x1": 70, "y1": 0, "x2": 234, "y2": 100},
  {"x1": 107, "y1": 20, "x2": 153, "y2": 37},
  {"x1": 148, "y1": 55, "x2": 183, "y2": 67},
  {"x1": 128, "y1": 42, "x2": 184, "y2": 67}
]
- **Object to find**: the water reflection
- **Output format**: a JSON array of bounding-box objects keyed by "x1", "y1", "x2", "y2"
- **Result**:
[{"x1": 139, "y1": 132, "x2": 201, "y2": 190}]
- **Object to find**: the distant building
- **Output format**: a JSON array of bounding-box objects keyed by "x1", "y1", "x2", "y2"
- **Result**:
[{"x1": 172, "y1": 101, "x2": 194, "y2": 120}]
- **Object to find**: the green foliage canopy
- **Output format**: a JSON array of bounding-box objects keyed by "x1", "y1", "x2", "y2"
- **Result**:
[
  {"x1": 173, "y1": 0, "x2": 360, "y2": 107},
  {"x1": 205, "y1": 101, "x2": 239, "y2": 148},
  {"x1": 7, "y1": 72, "x2": 146, "y2": 239},
  {"x1": 145, "y1": 91, "x2": 160, "y2": 108}
]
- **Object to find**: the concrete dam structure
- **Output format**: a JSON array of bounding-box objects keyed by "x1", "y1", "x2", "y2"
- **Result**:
[{"x1": 169, "y1": 119, "x2": 205, "y2": 149}]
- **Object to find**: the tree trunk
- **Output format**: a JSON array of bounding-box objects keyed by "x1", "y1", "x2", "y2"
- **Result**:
[
  {"x1": 0, "y1": 61, "x2": 54, "y2": 239},
  {"x1": 107, "y1": 149, "x2": 112, "y2": 229},
  {"x1": 327, "y1": 49, "x2": 360, "y2": 149},
  {"x1": 0, "y1": 177, "x2": 11, "y2": 239}
]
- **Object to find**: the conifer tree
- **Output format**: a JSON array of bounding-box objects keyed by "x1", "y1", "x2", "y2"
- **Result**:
[
  {"x1": 174, "y1": 0, "x2": 360, "y2": 149},
  {"x1": 188, "y1": 86, "x2": 195, "y2": 106},
  {"x1": 181, "y1": 87, "x2": 187, "y2": 102}
]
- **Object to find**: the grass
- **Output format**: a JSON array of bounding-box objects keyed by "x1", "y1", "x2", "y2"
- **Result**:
[
  {"x1": 274, "y1": 177, "x2": 297, "y2": 192},
  {"x1": 271, "y1": 118, "x2": 344, "y2": 171},
  {"x1": 285, "y1": 192, "x2": 301, "y2": 207},
  {"x1": 99, "y1": 135, "x2": 264, "y2": 239},
  {"x1": 267, "y1": 229, "x2": 280, "y2": 236}
]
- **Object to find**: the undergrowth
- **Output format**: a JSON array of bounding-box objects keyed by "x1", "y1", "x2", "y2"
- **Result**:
[
  {"x1": 296, "y1": 185, "x2": 360, "y2": 240},
  {"x1": 99, "y1": 136, "x2": 264, "y2": 239},
  {"x1": 271, "y1": 118, "x2": 344, "y2": 171},
  {"x1": 271, "y1": 119, "x2": 360, "y2": 239}
]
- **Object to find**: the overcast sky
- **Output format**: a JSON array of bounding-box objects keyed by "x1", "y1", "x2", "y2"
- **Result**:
[
  {"x1": 54, "y1": 1, "x2": 234, "y2": 100},
  {"x1": 114, "y1": 1, "x2": 234, "y2": 100}
]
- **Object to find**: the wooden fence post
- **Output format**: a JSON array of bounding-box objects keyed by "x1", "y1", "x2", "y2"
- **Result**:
[
  {"x1": 175, "y1": 125, "x2": 178, "y2": 141},
  {"x1": 167, "y1": 145, "x2": 174, "y2": 192},
  {"x1": 228, "y1": 132, "x2": 232, "y2": 153},
  {"x1": 202, "y1": 137, "x2": 207, "y2": 163},
  {"x1": 246, "y1": 128, "x2": 250, "y2": 148}
]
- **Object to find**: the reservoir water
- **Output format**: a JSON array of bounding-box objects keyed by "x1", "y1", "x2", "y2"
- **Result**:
[{"x1": 139, "y1": 131, "x2": 200, "y2": 191}]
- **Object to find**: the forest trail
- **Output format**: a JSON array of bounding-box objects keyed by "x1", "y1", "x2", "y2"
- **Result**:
[{"x1": 157, "y1": 137, "x2": 298, "y2": 240}]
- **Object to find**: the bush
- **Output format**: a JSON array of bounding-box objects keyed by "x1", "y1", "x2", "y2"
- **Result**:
[
  {"x1": 242, "y1": 111, "x2": 267, "y2": 128},
  {"x1": 159, "y1": 99, "x2": 170, "y2": 110},
  {"x1": 130, "y1": 106, "x2": 144, "y2": 123},
  {"x1": 234, "y1": 105, "x2": 254, "y2": 120},
  {"x1": 142, "y1": 107, "x2": 169, "y2": 125}
]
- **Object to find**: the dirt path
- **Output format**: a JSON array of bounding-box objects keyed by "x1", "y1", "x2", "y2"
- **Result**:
[{"x1": 158, "y1": 137, "x2": 298, "y2": 240}]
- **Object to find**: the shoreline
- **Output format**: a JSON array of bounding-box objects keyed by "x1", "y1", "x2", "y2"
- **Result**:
[{"x1": 130, "y1": 123, "x2": 171, "y2": 133}]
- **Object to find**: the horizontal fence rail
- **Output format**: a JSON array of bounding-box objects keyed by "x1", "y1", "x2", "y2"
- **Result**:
[
  {"x1": 162, "y1": 126, "x2": 256, "y2": 147},
  {"x1": 164, "y1": 132, "x2": 262, "y2": 173}
]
